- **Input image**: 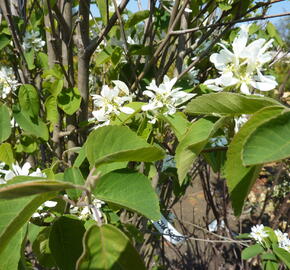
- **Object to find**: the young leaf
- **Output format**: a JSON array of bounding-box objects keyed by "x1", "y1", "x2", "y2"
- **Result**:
[
  {"x1": 0, "y1": 142, "x2": 14, "y2": 166},
  {"x1": 0, "y1": 104, "x2": 11, "y2": 143},
  {"x1": 241, "y1": 244, "x2": 264, "y2": 260},
  {"x1": 18, "y1": 84, "x2": 39, "y2": 117},
  {"x1": 0, "y1": 180, "x2": 78, "y2": 199},
  {"x1": 225, "y1": 106, "x2": 284, "y2": 215},
  {"x1": 0, "y1": 192, "x2": 56, "y2": 256},
  {"x1": 85, "y1": 125, "x2": 165, "y2": 168},
  {"x1": 242, "y1": 111, "x2": 290, "y2": 166},
  {"x1": 13, "y1": 109, "x2": 49, "y2": 141},
  {"x1": 93, "y1": 169, "x2": 161, "y2": 221},
  {"x1": 76, "y1": 224, "x2": 146, "y2": 270},
  {"x1": 0, "y1": 34, "x2": 10, "y2": 50},
  {"x1": 273, "y1": 245, "x2": 290, "y2": 269},
  {"x1": 58, "y1": 87, "x2": 82, "y2": 115},
  {"x1": 125, "y1": 10, "x2": 150, "y2": 29},
  {"x1": 45, "y1": 95, "x2": 59, "y2": 129},
  {"x1": 185, "y1": 93, "x2": 281, "y2": 116},
  {"x1": 63, "y1": 168, "x2": 85, "y2": 200},
  {"x1": 49, "y1": 216, "x2": 85, "y2": 270}
]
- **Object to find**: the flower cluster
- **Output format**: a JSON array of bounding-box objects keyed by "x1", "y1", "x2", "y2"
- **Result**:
[
  {"x1": 141, "y1": 76, "x2": 196, "y2": 124},
  {"x1": 275, "y1": 229, "x2": 290, "y2": 253},
  {"x1": 0, "y1": 66, "x2": 19, "y2": 99},
  {"x1": 22, "y1": 30, "x2": 45, "y2": 52},
  {"x1": 250, "y1": 225, "x2": 290, "y2": 253},
  {"x1": 91, "y1": 80, "x2": 134, "y2": 127},
  {"x1": 250, "y1": 224, "x2": 269, "y2": 244},
  {"x1": 205, "y1": 25, "x2": 278, "y2": 95},
  {"x1": 0, "y1": 162, "x2": 46, "y2": 184}
]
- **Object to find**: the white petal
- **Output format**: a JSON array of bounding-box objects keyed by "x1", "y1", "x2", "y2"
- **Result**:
[
  {"x1": 142, "y1": 103, "x2": 159, "y2": 111},
  {"x1": 112, "y1": 80, "x2": 129, "y2": 95},
  {"x1": 240, "y1": 82, "x2": 250, "y2": 95},
  {"x1": 43, "y1": 201, "x2": 58, "y2": 207},
  {"x1": 119, "y1": 106, "x2": 135, "y2": 114},
  {"x1": 143, "y1": 90, "x2": 156, "y2": 99}
]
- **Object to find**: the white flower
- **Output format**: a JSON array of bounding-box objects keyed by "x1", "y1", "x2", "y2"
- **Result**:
[
  {"x1": 141, "y1": 75, "x2": 196, "y2": 123},
  {"x1": 275, "y1": 230, "x2": 290, "y2": 252},
  {"x1": 91, "y1": 80, "x2": 134, "y2": 127},
  {"x1": 234, "y1": 114, "x2": 248, "y2": 133},
  {"x1": 250, "y1": 224, "x2": 269, "y2": 244},
  {"x1": 204, "y1": 25, "x2": 278, "y2": 95},
  {"x1": 79, "y1": 199, "x2": 105, "y2": 220},
  {"x1": 0, "y1": 66, "x2": 19, "y2": 98},
  {"x1": 22, "y1": 30, "x2": 45, "y2": 52},
  {"x1": 0, "y1": 162, "x2": 46, "y2": 183}
]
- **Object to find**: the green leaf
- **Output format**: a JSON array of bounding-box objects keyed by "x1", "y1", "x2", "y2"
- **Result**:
[
  {"x1": 18, "y1": 84, "x2": 39, "y2": 117},
  {"x1": 273, "y1": 245, "x2": 290, "y2": 268},
  {"x1": 36, "y1": 52, "x2": 49, "y2": 70},
  {"x1": 125, "y1": 10, "x2": 150, "y2": 29},
  {"x1": 32, "y1": 227, "x2": 56, "y2": 268},
  {"x1": 45, "y1": 95, "x2": 59, "y2": 129},
  {"x1": 76, "y1": 224, "x2": 146, "y2": 270},
  {"x1": 63, "y1": 168, "x2": 85, "y2": 200},
  {"x1": 175, "y1": 117, "x2": 226, "y2": 184},
  {"x1": 242, "y1": 111, "x2": 290, "y2": 166},
  {"x1": 0, "y1": 34, "x2": 10, "y2": 50},
  {"x1": 49, "y1": 79, "x2": 63, "y2": 97},
  {"x1": 0, "y1": 227, "x2": 26, "y2": 270},
  {"x1": 96, "y1": 0, "x2": 108, "y2": 24},
  {"x1": 24, "y1": 50, "x2": 35, "y2": 70},
  {"x1": 162, "y1": 112, "x2": 190, "y2": 141},
  {"x1": 0, "y1": 192, "x2": 56, "y2": 256},
  {"x1": 185, "y1": 93, "x2": 281, "y2": 116},
  {"x1": 86, "y1": 125, "x2": 165, "y2": 168},
  {"x1": 0, "y1": 180, "x2": 78, "y2": 199},
  {"x1": 225, "y1": 106, "x2": 284, "y2": 215},
  {"x1": 264, "y1": 260, "x2": 279, "y2": 270},
  {"x1": 0, "y1": 142, "x2": 14, "y2": 166},
  {"x1": 93, "y1": 170, "x2": 161, "y2": 221},
  {"x1": 266, "y1": 22, "x2": 284, "y2": 46},
  {"x1": 58, "y1": 87, "x2": 82, "y2": 115},
  {"x1": 241, "y1": 244, "x2": 264, "y2": 260},
  {"x1": 13, "y1": 109, "x2": 49, "y2": 141},
  {"x1": 15, "y1": 135, "x2": 37, "y2": 153},
  {"x1": 94, "y1": 46, "x2": 114, "y2": 66},
  {"x1": 49, "y1": 216, "x2": 85, "y2": 270},
  {"x1": 0, "y1": 104, "x2": 11, "y2": 143}
]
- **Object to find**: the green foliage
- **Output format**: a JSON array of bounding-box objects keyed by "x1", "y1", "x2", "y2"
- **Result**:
[
  {"x1": 58, "y1": 87, "x2": 82, "y2": 115},
  {"x1": 0, "y1": 180, "x2": 77, "y2": 199},
  {"x1": 0, "y1": 104, "x2": 11, "y2": 143},
  {"x1": 125, "y1": 10, "x2": 150, "y2": 29},
  {"x1": 0, "y1": 193, "x2": 56, "y2": 256},
  {"x1": 93, "y1": 169, "x2": 161, "y2": 221},
  {"x1": 76, "y1": 224, "x2": 146, "y2": 270},
  {"x1": 49, "y1": 216, "x2": 86, "y2": 270},
  {"x1": 186, "y1": 93, "x2": 280, "y2": 116},
  {"x1": 0, "y1": 142, "x2": 14, "y2": 166},
  {"x1": 85, "y1": 125, "x2": 165, "y2": 168},
  {"x1": 18, "y1": 84, "x2": 39, "y2": 117},
  {"x1": 242, "y1": 111, "x2": 290, "y2": 166},
  {"x1": 13, "y1": 109, "x2": 49, "y2": 141},
  {"x1": 242, "y1": 244, "x2": 264, "y2": 260},
  {"x1": 225, "y1": 106, "x2": 284, "y2": 215},
  {"x1": 63, "y1": 168, "x2": 85, "y2": 200}
]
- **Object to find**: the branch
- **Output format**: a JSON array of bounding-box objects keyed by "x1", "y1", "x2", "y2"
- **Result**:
[
  {"x1": 85, "y1": 0, "x2": 130, "y2": 57},
  {"x1": 171, "y1": 12, "x2": 290, "y2": 35}
]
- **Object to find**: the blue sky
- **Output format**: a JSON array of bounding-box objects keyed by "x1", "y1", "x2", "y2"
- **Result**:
[{"x1": 92, "y1": 0, "x2": 290, "y2": 25}]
